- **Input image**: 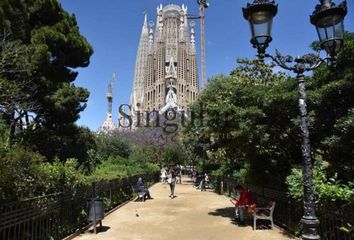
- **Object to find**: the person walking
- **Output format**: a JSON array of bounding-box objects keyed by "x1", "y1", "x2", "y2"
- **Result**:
[
  {"x1": 167, "y1": 166, "x2": 177, "y2": 199},
  {"x1": 200, "y1": 173, "x2": 209, "y2": 191},
  {"x1": 160, "y1": 167, "x2": 167, "y2": 183},
  {"x1": 176, "y1": 165, "x2": 182, "y2": 184}
]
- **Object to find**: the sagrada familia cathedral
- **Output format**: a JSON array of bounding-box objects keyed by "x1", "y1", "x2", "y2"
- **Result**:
[
  {"x1": 131, "y1": 4, "x2": 199, "y2": 114},
  {"x1": 99, "y1": 4, "x2": 200, "y2": 133}
]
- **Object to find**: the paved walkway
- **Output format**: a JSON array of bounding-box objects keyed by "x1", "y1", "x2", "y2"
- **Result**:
[{"x1": 74, "y1": 177, "x2": 295, "y2": 240}]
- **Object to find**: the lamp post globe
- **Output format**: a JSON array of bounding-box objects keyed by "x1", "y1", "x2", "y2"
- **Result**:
[
  {"x1": 242, "y1": 0, "x2": 278, "y2": 60},
  {"x1": 310, "y1": 0, "x2": 347, "y2": 63}
]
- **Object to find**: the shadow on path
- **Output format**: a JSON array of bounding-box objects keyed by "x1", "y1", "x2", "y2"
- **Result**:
[
  {"x1": 74, "y1": 177, "x2": 295, "y2": 240},
  {"x1": 208, "y1": 207, "x2": 238, "y2": 225},
  {"x1": 181, "y1": 179, "x2": 194, "y2": 184},
  {"x1": 87, "y1": 226, "x2": 110, "y2": 234},
  {"x1": 209, "y1": 207, "x2": 280, "y2": 230}
]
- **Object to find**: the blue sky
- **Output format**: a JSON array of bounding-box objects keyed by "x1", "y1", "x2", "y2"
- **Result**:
[{"x1": 59, "y1": 0, "x2": 354, "y2": 131}]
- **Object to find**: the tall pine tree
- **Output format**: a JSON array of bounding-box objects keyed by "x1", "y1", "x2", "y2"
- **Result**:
[{"x1": 0, "y1": 0, "x2": 94, "y2": 163}]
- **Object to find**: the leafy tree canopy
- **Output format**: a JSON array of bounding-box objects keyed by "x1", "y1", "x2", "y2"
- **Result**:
[
  {"x1": 182, "y1": 32, "x2": 354, "y2": 199},
  {"x1": 0, "y1": 0, "x2": 93, "y2": 161}
]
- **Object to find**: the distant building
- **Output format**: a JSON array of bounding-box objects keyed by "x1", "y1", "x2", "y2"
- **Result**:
[
  {"x1": 99, "y1": 4, "x2": 200, "y2": 133},
  {"x1": 130, "y1": 4, "x2": 199, "y2": 121}
]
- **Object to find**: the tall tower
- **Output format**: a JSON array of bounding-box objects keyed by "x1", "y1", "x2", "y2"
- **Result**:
[
  {"x1": 130, "y1": 4, "x2": 199, "y2": 121},
  {"x1": 98, "y1": 73, "x2": 116, "y2": 133}
]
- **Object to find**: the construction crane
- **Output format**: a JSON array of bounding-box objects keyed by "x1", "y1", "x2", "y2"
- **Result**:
[
  {"x1": 188, "y1": 0, "x2": 209, "y2": 89},
  {"x1": 106, "y1": 73, "x2": 116, "y2": 116}
]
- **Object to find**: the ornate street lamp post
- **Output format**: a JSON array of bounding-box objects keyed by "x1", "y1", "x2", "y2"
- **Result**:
[{"x1": 242, "y1": 1, "x2": 347, "y2": 240}]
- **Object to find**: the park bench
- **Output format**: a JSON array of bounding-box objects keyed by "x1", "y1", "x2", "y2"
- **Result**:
[
  {"x1": 232, "y1": 192, "x2": 275, "y2": 230},
  {"x1": 131, "y1": 186, "x2": 146, "y2": 202},
  {"x1": 194, "y1": 174, "x2": 213, "y2": 191},
  {"x1": 253, "y1": 201, "x2": 276, "y2": 230}
]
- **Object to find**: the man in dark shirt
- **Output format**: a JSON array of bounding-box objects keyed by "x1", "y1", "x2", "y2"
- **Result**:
[
  {"x1": 168, "y1": 166, "x2": 177, "y2": 198},
  {"x1": 136, "y1": 177, "x2": 152, "y2": 199}
]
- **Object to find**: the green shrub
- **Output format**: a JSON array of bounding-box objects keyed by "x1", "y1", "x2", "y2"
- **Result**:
[
  {"x1": 0, "y1": 119, "x2": 9, "y2": 152},
  {"x1": 0, "y1": 145, "x2": 45, "y2": 201},
  {"x1": 286, "y1": 159, "x2": 354, "y2": 205},
  {"x1": 96, "y1": 134, "x2": 132, "y2": 160},
  {"x1": 38, "y1": 158, "x2": 88, "y2": 194},
  {"x1": 233, "y1": 164, "x2": 250, "y2": 184},
  {"x1": 92, "y1": 151, "x2": 159, "y2": 180},
  {"x1": 0, "y1": 144, "x2": 88, "y2": 201}
]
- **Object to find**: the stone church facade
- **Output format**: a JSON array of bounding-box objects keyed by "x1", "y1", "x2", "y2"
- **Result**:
[{"x1": 130, "y1": 4, "x2": 199, "y2": 116}]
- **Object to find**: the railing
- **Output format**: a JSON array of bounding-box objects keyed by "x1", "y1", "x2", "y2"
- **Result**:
[
  {"x1": 0, "y1": 172, "x2": 159, "y2": 240},
  {"x1": 212, "y1": 175, "x2": 354, "y2": 240}
]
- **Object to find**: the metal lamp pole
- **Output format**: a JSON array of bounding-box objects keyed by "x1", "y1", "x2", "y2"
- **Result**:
[
  {"x1": 242, "y1": 0, "x2": 347, "y2": 239},
  {"x1": 268, "y1": 53, "x2": 325, "y2": 239}
]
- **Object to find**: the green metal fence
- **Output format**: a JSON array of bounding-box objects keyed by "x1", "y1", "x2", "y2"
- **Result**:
[
  {"x1": 0, "y1": 172, "x2": 159, "y2": 240},
  {"x1": 212, "y1": 175, "x2": 354, "y2": 240}
]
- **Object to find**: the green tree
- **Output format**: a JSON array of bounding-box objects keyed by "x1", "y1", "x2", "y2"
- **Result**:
[
  {"x1": 22, "y1": 125, "x2": 97, "y2": 172},
  {"x1": 0, "y1": 0, "x2": 93, "y2": 159},
  {"x1": 182, "y1": 59, "x2": 293, "y2": 187},
  {"x1": 286, "y1": 33, "x2": 354, "y2": 205},
  {"x1": 183, "y1": 33, "x2": 354, "y2": 195},
  {"x1": 161, "y1": 145, "x2": 187, "y2": 166},
  {"x1": 309, "y1": 32, "x2": 354, "y2": 181},
  {"x1": 96, "y1": 134, "x2": 132, "y2": 160}
]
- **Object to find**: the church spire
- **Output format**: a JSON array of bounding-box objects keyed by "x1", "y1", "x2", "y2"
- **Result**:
[
  {"x1": 148, "y1": 21, "x2": 154, "y2": 53},
  {"x1": 156, "y1": 4, "x2": 164, "y2": 42},
  {"x1": 179, "y1": 14, "x2": 185, "y2": 42},
  {"x1": 129, "y1": 4, "x2": 200, "y2": 129},
  {"x1": 130, "y1": 13, "x2": 149, "y2": 114},
  {"x1": 144, "y1": 11, "x2": 148, "y2": 26},
  {"x1": 190, "y1": 21, "x2": 196, "y2": 54}
]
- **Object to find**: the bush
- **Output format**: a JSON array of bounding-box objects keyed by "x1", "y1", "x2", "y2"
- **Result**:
[
  {"x1": 92, "y1": 151, "x2": 159, "y2": 180},
  {"x1": 233, "y1": 164, "x2": 250, "y2": 184},
  {"x1": 37, "y1": 158, "x2": 88, "y2": 194},
  {"x1": 0, "y1": 119, "x2": 9, "y2": 152},
  {"x1": 96, "y1": 134, "x2": 132, "y2": 160},
  {"x1": 0, "y1": 145, "x2": 44, "y2": 201},
  {"x1": 286, "y1": 159, "x2": 354, "y2": 206},
  {"x1": 0, "y1": 144, "x2": 89, "y2": 202}
]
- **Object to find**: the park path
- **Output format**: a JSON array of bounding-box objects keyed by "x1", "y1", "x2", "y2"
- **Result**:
[{"x1": 73, "y1": 177, "x2": 295, "y2": 240}]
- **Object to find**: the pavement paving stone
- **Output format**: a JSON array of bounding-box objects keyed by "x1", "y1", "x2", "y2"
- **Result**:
[{"x1": 74, "y1": 177, "x2": 296, "y2": 240}]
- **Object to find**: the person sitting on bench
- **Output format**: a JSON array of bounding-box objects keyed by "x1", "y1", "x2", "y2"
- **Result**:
[
  {"x1": 136, "y1": 177, "x2": 153, "y2": 199},
  {"x1": 230, "y1": 185, "x2": 255, "y2": 224}
]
